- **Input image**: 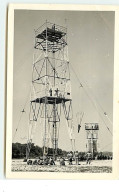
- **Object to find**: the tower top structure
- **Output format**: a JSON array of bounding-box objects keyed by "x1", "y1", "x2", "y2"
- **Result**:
[{"x1": 34, "y1": 21, "x2": 67, "y2": 53}]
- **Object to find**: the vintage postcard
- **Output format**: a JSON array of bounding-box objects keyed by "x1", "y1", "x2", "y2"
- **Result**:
[{"x1": 6, "y1": 4, "x2": 119, "y2": 179}]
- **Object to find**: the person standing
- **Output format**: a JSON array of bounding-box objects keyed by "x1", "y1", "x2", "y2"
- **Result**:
[
  {"x1": 85, "y1": 152, "x2": 92, "y2": 165},
  {"x1": 67, "y1": 151, "x2": 73, "y2": 165}
]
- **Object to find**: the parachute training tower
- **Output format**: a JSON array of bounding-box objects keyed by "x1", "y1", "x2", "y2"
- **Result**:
[
  {"x1": 26, "y1": 21, "x2": 75, "y2": 159},
  {"x1": 85, "y1": 123, "x2": 99, "y2": 158}
]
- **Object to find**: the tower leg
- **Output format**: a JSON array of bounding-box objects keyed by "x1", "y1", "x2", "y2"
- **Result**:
[
  {"x1": 62, "y1": 101, "x2": 76, "y2": 155},
  {"x1": 52, "y1": 102, "x2": 58, "y2": 159}
]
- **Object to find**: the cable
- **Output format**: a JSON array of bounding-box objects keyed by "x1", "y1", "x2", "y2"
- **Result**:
[
  {"x1": 70, "y1": 64, "x2": 113, "y2": 136},
  {"x1": 13, "y1": 112, "x2": 23, "y2": 142},
  {"x1": 100, "y1": 142, "x2": 112, "y2": 151},
  {"x1": 85, "y1": 84, "x2": 113, "y2": 126},
  {"x1": 78, "y1": 69, "x2": 113, "y2": 126},
  {"x1": 13, "y1": 87, "x2": 31, "y2": 142}
]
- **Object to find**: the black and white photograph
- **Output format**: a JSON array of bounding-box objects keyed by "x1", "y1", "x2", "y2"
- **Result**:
[{"x1": 6, "y1": 4, "x2": 119, "y2": 179}]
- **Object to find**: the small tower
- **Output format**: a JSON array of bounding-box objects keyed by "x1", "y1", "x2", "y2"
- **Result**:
[
  {"x1": 85, "y1": 123, "x2": 99, "y2": 158},
  {"x1": 27, "y1": 21, "x2": 75, "y2": 159}
]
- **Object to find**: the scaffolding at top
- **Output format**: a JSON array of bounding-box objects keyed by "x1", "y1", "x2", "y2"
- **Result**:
[{"x1": 34, "y1": 21, "x2": 67, "y2": 52}]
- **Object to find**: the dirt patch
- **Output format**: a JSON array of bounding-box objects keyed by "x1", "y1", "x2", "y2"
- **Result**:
[{"x1": 11, "y1": 160, "x2": 112, "y2": 173}]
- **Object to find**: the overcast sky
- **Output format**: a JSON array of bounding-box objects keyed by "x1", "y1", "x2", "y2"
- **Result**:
[{"x1": 13, "y1": 10, "x2": 114, "y2": 152}]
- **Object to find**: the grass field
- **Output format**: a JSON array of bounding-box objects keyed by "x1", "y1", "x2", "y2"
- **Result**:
[{"x1": 12, "y1": 159, "x2": 112, "y2": 173}]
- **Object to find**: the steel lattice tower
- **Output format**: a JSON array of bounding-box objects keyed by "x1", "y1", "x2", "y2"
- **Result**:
[
  {"x1": 85, "y1": 123, "x2": 99, "y2": 158},
  {"x1": 27, "y1": 21, "x2": 75, "y2": 158}
]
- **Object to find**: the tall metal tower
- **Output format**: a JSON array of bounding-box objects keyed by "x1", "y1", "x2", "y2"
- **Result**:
[
  {"x1": 85, "y1": 123, "x2": 99, "y2": 158},
  {"x1": 27, "y1": 21, "x2": 75, "y2": 158}
]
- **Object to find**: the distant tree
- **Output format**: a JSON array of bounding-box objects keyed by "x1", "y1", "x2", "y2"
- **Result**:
[{"x1": 12, "y1": 143, "x2": 68, "y2": 159}]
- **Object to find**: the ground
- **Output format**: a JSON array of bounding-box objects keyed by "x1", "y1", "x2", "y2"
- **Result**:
[{"x1": 11, "y1": 159, "x2": 112, "y2": 173}]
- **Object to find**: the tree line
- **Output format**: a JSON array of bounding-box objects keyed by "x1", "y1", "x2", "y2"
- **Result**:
[
  {"x1": 12, "y1": 143, "x2": 67, "y2": 159},
  {"x1": 12, "y1": 142, "x2": 113, "y2": 160}
]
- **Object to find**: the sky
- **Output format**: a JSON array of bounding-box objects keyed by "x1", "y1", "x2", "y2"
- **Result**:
[{"x1": 13, "y1": 10, "x2": 114, "y2": 152}]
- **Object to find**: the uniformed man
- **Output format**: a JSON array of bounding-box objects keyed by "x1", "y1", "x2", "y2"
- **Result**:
[{"x1": 85, "y1": 152, "x2": 92, "y2": 165}]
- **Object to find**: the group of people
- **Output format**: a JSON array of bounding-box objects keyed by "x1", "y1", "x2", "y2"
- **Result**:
[
  {"x1": 27, "y1": 157, "x2": 55, "y2": 166},
  {"x1": 67, "y1": 151, "x2": 92, "y2": 165},
  {"x1": 26, "y1": 151, "x2": 92, "y2": 166}
]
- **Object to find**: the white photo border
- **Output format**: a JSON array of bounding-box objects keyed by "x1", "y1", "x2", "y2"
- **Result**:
[{"x1": 6, "y1": 4, "x2": 119, "y2": 179}]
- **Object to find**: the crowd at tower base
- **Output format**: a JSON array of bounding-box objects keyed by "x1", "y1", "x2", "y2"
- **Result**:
[
  {"x1": 12, "y1": 143, "x2": 113, "y2": 166},
  {"x1": 25, "y1": 151, "x2": 112, "y2": 166}
]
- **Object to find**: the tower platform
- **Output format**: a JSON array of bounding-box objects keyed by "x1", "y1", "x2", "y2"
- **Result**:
[
  {"x1": 35, "y1": 22, "x2": 67, "y2": 52},
  {"x1": 31, "y1": 96, "x2": 71, "y2": 104},
  {"x1": 36, "y1": 27, "x2": 66, "y2": 42}
]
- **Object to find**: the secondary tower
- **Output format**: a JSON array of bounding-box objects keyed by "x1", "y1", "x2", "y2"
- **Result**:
[{"x1": 85, "y1": 123, "x2": 99, "y2": 158}]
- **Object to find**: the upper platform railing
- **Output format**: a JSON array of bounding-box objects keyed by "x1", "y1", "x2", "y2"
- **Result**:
[{"x1": 35, "y1": 21, "x2": 67, "y2": 37}]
